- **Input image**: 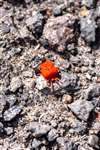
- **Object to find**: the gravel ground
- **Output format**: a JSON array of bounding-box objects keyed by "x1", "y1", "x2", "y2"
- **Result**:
[{"x1": 0, "y1": 0, "x2": 100, "y2": 150}]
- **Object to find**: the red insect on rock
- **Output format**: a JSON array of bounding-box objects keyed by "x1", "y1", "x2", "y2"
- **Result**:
[{"x1": 39, "y1": 60, "x2": 60, "y2": 81}]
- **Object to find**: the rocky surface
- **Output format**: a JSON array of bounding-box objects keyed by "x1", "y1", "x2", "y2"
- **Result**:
[{"x1": 0, "y1": 0, "x2": 100, "y2": 150}]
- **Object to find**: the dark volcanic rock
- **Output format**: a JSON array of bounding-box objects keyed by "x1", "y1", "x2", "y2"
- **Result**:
[{"x1": 3, "y1": 105, "x2": 22, "y2": 121}]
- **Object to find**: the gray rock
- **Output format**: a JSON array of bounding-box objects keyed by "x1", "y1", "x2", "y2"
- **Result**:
[
  {"x1": 29, "y1": 122, "x2": 51, "y2": 137},
  {"x1": 10, "y1": 76, "x2": 22, "y2": 92},
  {"x1": 53, "y1": 72, "x2": 79, "y2": 95},
  {"x1": 31, "y1": 139, "x2": 41, "y2": 149},
  {"x1": 40, "y1": 146, "x2": 46, "y2": 150},
  {"x1": 35, "y1": 76, "x2": 48, "y2": 91},
  {"x1": 57, "y1": 138, "x2": 78, "y2": 150},
  {"x1": 86, "y1": 85, "x2": 100, "y2": 100},
  {"x1": 65, "y1": 141, "x2": 78, "y2": 150},
  {"x1": 68, "y1": 100, "x2": 94, "y2": 121},
  {"x1": 4, "y1": 127, "x2": 14, "y2": 136},
  {"x1": 92, "y1": 122, "x2": 100, "y2": 134},
  {"x1": 69, "y1": 120, "x2": 86, "y2": 135},
  {"x1": 57, "y1": 137, "x2": 65, "y2": 148},
  {"x1": 53, "y1": 6, "x2": 62, "y2": 17},
  {"x1": 80, "y1": 11, "x2": 96, "y2": 42},
  {"x1": 6, "y1": 95, "x2": 17, "y2": 107},
  {"x1": 43, "y1": 14, "x2": 76, "y2": 52},
  {"x1": 26, "y1": 11, "x2": 44, "y2": 38},
  {"x1": 47, "y1": 128, "x2": 58, "y2": 142},
  {"x1": 1, "y1": 23, "x2": 10, "y2": 34},
  {"x1": 88, "y1": 135, "x2": 99, "y2": 148},
  {"x1": 3, "y1": 105, "x2": 22, "y2": 121}
]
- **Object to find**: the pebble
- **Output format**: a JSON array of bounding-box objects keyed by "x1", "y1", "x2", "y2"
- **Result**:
[
  {"x1": 57, "y1": 137, "x2": 65, "y2": 148},
  {"x1": 26, "y1": 11, "x2": 44, "y2": 38},
  {"x1": 88, "y1": 135, "x2": 99, "y2": 148},
  {"x1": 40, "y1": 146, "x2": 46, "y2": 150},
  {"x1": 53, "y1": 72, "x2": 79, "y2": 95},
  {"x1": 10, "y1": 76, "x2": 22, "y2": 92},
  {"x1": 35, "y1": 75, "x2": 48, "y2": 91},
  {"x1": 1, "y1": 23, "x2": 10, "y2": 34},
  {"x1": 29, "y1": 122, "x2": 51, "y2": 137},
  {"x1": 62, "y1": 94, "x2": 72, "y2": 104},
  {"x1": 53, "y1": 6, "x2": 62, "y2": 17},
  {"x1": 47, "y1": 128, "x2": 58, "y2": 142},
  {"x1": 3, "y1": 105, "x2": 22, "y2": 121},
  {"x1": 80, "y1": 11, "x2": 96, "y2": 42},
  {"x1": 43, "y1": 14, "x2": 76, "y2": 52},
  {"x1": 68, "y1": 99, "x2": 94, "y2": 121},
  {"x1": 6, "y1": 95, "x2": 17, "y2": 107},
  {"x1": 4, "y1": 127, "x2": 14, "y2": 136},
  {"x1": 86, "y1": 85, "x2": 100, "y2": 100},
  {"x1": 69, "y1": 120, "x2": 86, "y2": 135},
  {"x1": 31, "y1": 138, "x2": 41, "y2": 149}
]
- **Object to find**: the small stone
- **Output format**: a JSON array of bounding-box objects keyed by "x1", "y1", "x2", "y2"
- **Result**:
[
  {"x1": 68, "y1": 100, "x2": 94, "y2": 121},
  {"x1": 88, "y1": 135, "x2": 99, "y2": 148},
  {"x1": 80, "y1": 10, "x2": 96, "y2": 42},
  {"x1": 29, "y1": 122, "x2": 51, "y2": 137},
  {"x1": 31, "y1": 139, "x2": 41, "y2": 149},
  {"x1": 62, "y1": 94, "x2": 72, "y2": 104},
  {"x1": 1, "y1": 24, "x2": 10, "y2": 34},
  {"x1": 92, "y1": 122, "x2": 100, "y2": 134},
  {"x1": 4, "y1": 127, "x2": 14, "y2": 136},
  {"x1": 53, "y1": 6, "x2": 62, "y2": 17},
  {"x1": 47, "y1": 128, "x2": 58, "y2": 142},
  {"x1": 3, "y1": 105, "x2": 22, "y2": 121},
  {"x1": 69, "y1": 120, "x2": 86, "y2": 135},
  {"x1": 65, "y1": 141, "x2": 78, "y2": 150},
  {"x1": 43, "y1": 14, "x2": 76, "y2": 52},
  {"x1": 35, "y1": 75, "x2": 48, "y2": 91},
  {"x1": 10, "y1": 77, "x2": 22, "y2": 92},
  {"x1": 6, "y1": 95, "x2": 17, "y2": 107},
  {"x1": 86, "y1": 85, "x2": 100, "y2": 100},
  {"x1": 40, "y1": 146, "x2": 46, "y2": 150},
  {"x1": 19, "y1": 26, "x2": 29, "y2": 38},
  {"x1": 57, "y1": 137, "x2": 65, "y2": 148},
  {"x1": 26, "y1": 11, "x2": 44, "y2": 38},
  {"x1": 53, "y1": 72, "x2": 79, "y2": 95}
]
